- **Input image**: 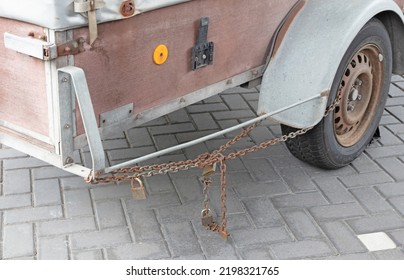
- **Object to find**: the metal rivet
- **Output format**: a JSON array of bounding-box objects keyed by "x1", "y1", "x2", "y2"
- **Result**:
[{"x1": 378, "y1": 53, "x2": 384, "y2": 62}]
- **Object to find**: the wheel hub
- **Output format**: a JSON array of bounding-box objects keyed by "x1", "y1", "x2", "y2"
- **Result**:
[{"x1": 333, "y1": 44, "x2": 384, "y2": 147}]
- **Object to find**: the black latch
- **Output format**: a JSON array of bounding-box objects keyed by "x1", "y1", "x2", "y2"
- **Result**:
[{"x1": 191, "y1": 17, "x2": 214, "y2": 70}]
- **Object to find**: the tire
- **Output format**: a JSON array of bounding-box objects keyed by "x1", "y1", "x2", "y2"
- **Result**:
[{"x1": 281, "y1": 18, "x2": 392, "y2": 169}]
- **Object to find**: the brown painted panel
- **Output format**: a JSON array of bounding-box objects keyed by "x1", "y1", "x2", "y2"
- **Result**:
[
  {"x1": 73, "y1": 0, "x2": 297, "y2": 132},
  {"x1": 394, "y1": 0, "x2": 404, "y2": 10},
  {"x1": 0, "y1": 18, "x2": 49, "y2": 137}
]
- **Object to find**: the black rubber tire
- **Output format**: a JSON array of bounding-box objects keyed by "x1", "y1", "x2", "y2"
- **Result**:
[{"x1": 281, "y1": 18, "x2": 392, "y2": 169}]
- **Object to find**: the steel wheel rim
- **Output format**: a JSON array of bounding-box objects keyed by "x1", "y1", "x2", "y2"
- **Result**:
[{"x1": 334, "y1": 44, "x2": 384, "y2": 147}]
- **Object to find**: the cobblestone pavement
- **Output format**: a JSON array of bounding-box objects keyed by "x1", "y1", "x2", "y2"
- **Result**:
[{"x1": 1, "y1": 77, "x2": 404, "y2": 260}]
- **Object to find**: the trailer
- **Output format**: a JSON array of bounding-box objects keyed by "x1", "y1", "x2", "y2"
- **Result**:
[{"x1": 1, "y1": 0, "x2": 404, "y2": 236}]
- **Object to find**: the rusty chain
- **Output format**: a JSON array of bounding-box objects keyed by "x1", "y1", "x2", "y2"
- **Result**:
[{"x1": 86, "y1": 88, "x2": 342, "y2": 239}]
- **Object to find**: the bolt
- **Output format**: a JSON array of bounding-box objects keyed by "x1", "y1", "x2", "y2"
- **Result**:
[
  {"x1": 202, "y1": 54, "x2": 207, "y2": 60},
  {"x1": 64, "y1": 123, "x2": 70, "y2": 129},
  {"x1": 64, "y1": 157, "x2": 74, "y2": 165},
  {"x1": 347, "y1": 104, "x2": 355, "y2": 112},
  {"x1": 64, "y1": 46, "x2": 71, "y2": 52},
  {"x1": 62, "y1": 77, "x2": 69, "y2": 83},
  {"x1": 378, "y1": 53, "x2": 384, "y2": 62}
]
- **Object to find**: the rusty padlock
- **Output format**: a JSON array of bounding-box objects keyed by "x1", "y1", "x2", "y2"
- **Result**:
[
  {"x1": 202, "y1": 163, "x2": 216, "y2": 177},
  {"x1": 201, "y1": 209, "x2": 214, "y2": 227},
  {"x1": 131, "y1": 177, "x2": 147, "y2": 200}
]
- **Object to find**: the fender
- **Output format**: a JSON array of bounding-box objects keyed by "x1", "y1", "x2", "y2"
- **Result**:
[{"x1": 258, "y1": 0, "x2": 404, "y2": 129}]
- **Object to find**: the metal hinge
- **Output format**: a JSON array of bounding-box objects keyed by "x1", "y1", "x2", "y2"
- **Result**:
[
  {"x1": 4, "y1": 33, "x2": 85, "y2": 61},
  {"x1": 191, "y1": 17, "x2": 214, "y2": 70}
]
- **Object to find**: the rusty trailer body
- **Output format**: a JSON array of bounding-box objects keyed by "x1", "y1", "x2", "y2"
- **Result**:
[{"x1": 1, "y1": 0, "x2": 404, "y2": 179}]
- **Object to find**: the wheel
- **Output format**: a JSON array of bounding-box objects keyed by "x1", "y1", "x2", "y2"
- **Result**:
[{"x1": 281, "y1": 18, "x2": 392, "y2": 169}]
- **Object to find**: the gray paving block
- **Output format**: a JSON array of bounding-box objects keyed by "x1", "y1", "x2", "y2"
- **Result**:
[
  {"x1": 124, "y1": 191, "x2": 181, "y2": 210},
  {"x1": 278, "y1": 167, "x2": 317, "y2": 193},
  {"x1": 280, "y1": 209, "x2": 323, "y2": 240},
  {"x1": 389, "y1": 229, "x2": 404, "y2": 245},
  {"x1": 242, "y1": 92, "x2": 260, "y2": 101},
  {"x1": 321, "y1": 221, "x2": 367, "y2": 255},
  {"x1": 3, "y1": 157, "x2": 47, "y2": 170},
  {"x1": 387, "y1": 123, "x2": 404, "y2": 134},
  {"x1": 91, "y1": 183, "x2": 132, "y2": 200},
  {"x1": 242, "y1": 197, "x2": 284, "y2": 228},
  {"x1": 347, "y1": 212, "x2": 404, "y2": 234},
  {"x1": 38, "y1": 236, "x2": 69, "y2": 260},
  {"x1": 107, "y1": 146, "x2": 156, "y2": 161},
  {"x1": 107, "y1": 242, "x2": 170, "y2": 260},
  {"x1": 366, "y1": 145, "x2": 404, "y2": 159},
  {"x1": 65, "y1": 189, "x2": 94, "y2": 218},
  {"x1": 144, "y1": 175, "x2": 176, "y2": 193},
  {"x1": 0, "y1": 194, "x2": 32, "y2": 210},
  {"x1": 239, "y1": 247, "x2": 273, "y2": 260},
  {"x1": 125, "y1": 127, "x2": 154, "y2": 146},
  {"x1": 167, "y1": 108, "x2": 191, "y2": 123},
  {"x1": 272, "y1": 192, "x2": 329, "y2": 209},
  {"x1": 270, "y1": 240, "x2": 335, "y2": 260},
  {"x1": 32, "y1": 166, "x2": 73, "y2": 180},
  {"x1": 171, "y1": 176, "x2": 203, "y2": 203},
  {"x1": 310, "y1": 203, "x2": 367, "y2": 221},
  {"x1": 37, "y1": 217, "x2": 97, "y2": 236},
  {"x1": 209, "y1": 186, "x2": 245, "y2": 215},
  {"x1": 149, "y1": 123, "x2": 195, "y2": 135},
  {"x1": 3, "y1": 223, "x2": 34, "y2": 259},
  {"x1": 176, "y1": 130, "x2": 221, "y2": 144},
  {"x1": 376, "y1": 157, "x2": 404, "y2": 181},
  {"x1": 70, "y1": 228, "x2": 132, "y2": 250},
  {"x1": 386, "y1": 97, "x2": 404, "y2": 106},
  {"x1": 162, "y1": 221, "x2": 203, "y2": 257},
  {"x1": 386, "y1": 106, "x2": 404, "y2": 122},
  {"x1": 73, "y1": 249, "x2": 104, "y2": 260},
  {"x1": 225, "y1": 213, "x2": 253, "y2": 232},
  {"x1": 153, "y1": 134, "x2": 179, "y2": 151},
  {"x1": 127, "y1": 209, "x2": 163, "y2": 242},
  {"x1": 231, "y1": 227, "x2": 292, "y2": 247},
  {"x1": 191, "y1": 113, "x2": 218, "y2": 130},
  {"x1": 376, "y1": 182, "x2": 404, "y2": 198},
  {"x1": 314, "y1": 177, "x2": 355, "y2": 204},
  {"x1": 372, "y1": 249, "x2": 404, "y2": 260},
  {"x1": 222, "y1": 94, "x2": 249, "y2": 110},
  {"x1": 350, "y1": 187, "x2": 393, "y2": 214},
  {"x1": 60, "y1": 177, "x2": 91, "y2": 190},
  {"x1": 339, "y1": 171, "x2": 394, "y2": 187},
  {"x1": 388, "y1": 196, "x2": 404, "y2": 216},
  {"x1": 0, "y1": 148, "x2": 27, "y2": 159},
  {"x1": 377, "y1": 127, "x2": 403, "y2": 146},
  {"x1": 4, "y1": 205, "x2": 63, "y2": 224},
  {"x1": 243, "y1": 158, "x2": 281, "y2": 182},
  {"x1": 95, "y1": 200, "x2": 126, "y2": 229},
  {"x1": 212, "y1": 109, "x2": 256, "y2": 120},
  {"x1": 350, "y1": 153, "x2": 383, "y2": 173},
  {"x1": 389, "y1": 83, "x2": 404, "y2": 97},
  {"x1": 187, "y1": 103, "x2": 228, "y2": 114},
  {"x1": 324, "y1": 253, "x2": 375, "y2": 260},
  {"x1": 3, "y1": 169, "x2": 31, "y2": 195},
  {"x1": 231, "y1": 175, "x2": 290, "y2": 198},
  {"x1": 193, "y1": 223, "x2": 239, "y2": 260},
  {"x1": 33, "y1": 179, "x2": 61, "y2": 206}
]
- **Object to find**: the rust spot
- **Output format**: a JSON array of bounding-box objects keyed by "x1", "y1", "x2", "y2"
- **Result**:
[
  {"x1": 120, "y1": 0, "x2": 135, "y2": 17},
  {"x1": 272, "y1": 0, "x2": 306, "y2": 58}
]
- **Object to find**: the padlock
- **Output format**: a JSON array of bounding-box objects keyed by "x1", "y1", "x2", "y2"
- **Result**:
[
  {"x1": 131, "y1": 178, "x2": 147, "y2": 200},
  {"x1": 201, "y1": 209, "x2": 214, "y2": 227},
  {"x1": 202, "y1": 163, "x2": 216, "y2": 177}
]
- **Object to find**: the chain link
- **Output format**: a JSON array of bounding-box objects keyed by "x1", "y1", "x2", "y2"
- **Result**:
[{"x1": 87, "y1": 89, "x2": 343, "y2": 238}]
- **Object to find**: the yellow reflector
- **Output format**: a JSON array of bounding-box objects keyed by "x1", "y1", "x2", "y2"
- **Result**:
[{"x1": 153, "y1": 44, "x2": 169, "y2": 65}]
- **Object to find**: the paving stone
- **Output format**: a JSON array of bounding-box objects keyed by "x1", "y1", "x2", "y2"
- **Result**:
[
  {"x1": 126, "y1": 127, "x2": 154, "y2": 146},
  {"x1": 153, "y1": 134, "x2": 179, "y2": 151},
  {"x1": 239, "y1": 247, "x2": 273, "y2": 260},
  {"x1": 95, "y1": 200, "x2": 126, "y2": 229},
  {"x1": 348, "y1": 212, "x2": 404, "y2": 234},
  {"x1": 388, "y1": 196, "x2": 404, "y2": 216},
  {"x1": 387, "y1": 123, "x2": 404, "y2": 134},
  {"x1": 148, "y1": 123, "x2": 195, "y2": 136},
  {"x1": 372, "y1": 248, "x2": 404, "y2": 260},
  {"x1": 60, "y1": 177, "x2": 91, "y2": 190},
  {"x1": 212, "y1": 109, "x2": 256, "y2": 121},
  {"x1": 65, "y1": 189, "x2": 93, "y2": 218},
  {"x1": 386, "y1": 106, "x2": 404, "y2": 122},
  {"x1": 314, "y1": 177, "x2": 355, "y2": 204},
  {"x1": 0, "y1": 194, "x2": 31, "y2": 210},
  {"x1": 358, "y1": 232, "x2": 396, "y2": 252},
  {"x1": 3, "y1": 157, "x2": 47, "y2": 170},
  {"x1": 242, "y1": 197, "x2": 284, "y2": 228},
  {"x1": 350, "y1": 153, "x2": 383, "y2": 173},
  {"x1": 33, "y1": 179, "x2": 61, "y2": 206},
  {"x1": 209, "y1": 186, "x2": 245, "y2": 215},
  {"x1": 339, "y1": 171, "x2": 394, "y2": 187},
  {"x1": 127, "y1": 209, "x2": 163, "y2": 242},
  {"x1": 377, "y1": 127, "x2": 403, "y2": 146},
  {"x1": 171, "y1": 176, "x2": 203, "y2": 203},
  {"x1": 272, "y1": 192, "x2": 329, "y2": 209},
  {"x1": 310, "y1": 203, "x2": 367, "y2": 221},
  {"x1": 191, "y1": 113, "x2": 218, "y2": 130},
  {"x1": 73, "y1": 250, "x2": 104, "y2": 260},
  {"x1": 243, "y1": 158, "x2": 281, "y2": 182},
  {"x1": 321, "y1": 221, "x2": 367, "y2": 255},
  {"x1": 389, "y1": 229, "x2": 404, "y2": 245},
  {"x1": 0, "y1": 148, "x2": 27, "y2": 159},
  {"x1": 107, "y1": 242, "x2": 170, "y2": 260},
  {"x1": 3, "y1": 223, "x2": 34, "y2": 259},
  {"x1": 187, "y1": 103, "x2": 228, "y2": 114},
  {"x1": 376, "y1": 182, "x2": 404, "y2": 198},
  {"x1": 32, "y1": 166, "x2": 73, "y2": 180},
  {"x1": 325, "y1": 253, "x2": 375, "y2": 260},
  {"x1": 37, "y1": 217, "x2": 97, "y2": 236},
  {"x1": 350, "y1": 187, "x2": 393, "y2": 214},
  {"x1": 162, "y1": 222, "x2": 202, "y2": 257},
  {"x1": 4, "y1": 205, "x2": 63, "y2": 224},
  {"x1": 91, "y1": 183, "x2": 132, "y2": 200},
  {"x1": 38, "y1": 236, "x2": 69, "y2": 260},
  {"x1": 270, "y1": 240, "x2": 335, "y2": 260},
  {"x1": 124, "y1": 191, "x2": 181, "y2": 210},
  {"x1": 144, "y1": 175, "x2": 176, "y2": 193},
  {"x1": 366, "y1": 145, "x2": 404, "y2": 159},
  {"x1": 108, "y1": 146, "x2": 156, "y2": 161},
  {"x1": 222, "y1": 94, "x2": 249, "y2": 110},
  {"x1": 278, "y1": 167, "x2": 317, "y2": 193},
  {"x1": 231, "y1": 176, "x2": 290, "y2": 198},
  {"x1": 376, "y1": 157, "x2": 404, "y2": 181},
  {"x1": 3, "y1": 169, "x2": 31, "y2": 195},
  {"x1": 231, "y1": 227, "x2": 292, "y2": 247},
  {"x1": 280, "y1": 209, "x2": 323, "y2": 240},
  {"x1": 167, "y1": 108, "x2": 190, "y2": 123},
  {"x1": 70, "y1": 228, "x2": 132, "y2": 250}
]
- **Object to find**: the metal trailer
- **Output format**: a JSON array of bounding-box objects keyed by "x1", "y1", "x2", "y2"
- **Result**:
[{"x1": 1, "y1": 0, "x2": 404, "y2": 181}]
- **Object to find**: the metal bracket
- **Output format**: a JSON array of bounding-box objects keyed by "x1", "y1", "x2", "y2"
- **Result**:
[
  {"x1": 191, "y1": 17, "x2": 214, "y2": 70},
  {"x1": 57, "y1": 38, "x2": 86, "y2": 57}
]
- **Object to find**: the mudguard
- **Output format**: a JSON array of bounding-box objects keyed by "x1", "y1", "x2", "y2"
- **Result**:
[{"x1": 258, "y1": 0, "x2": 404, "y2": 129}]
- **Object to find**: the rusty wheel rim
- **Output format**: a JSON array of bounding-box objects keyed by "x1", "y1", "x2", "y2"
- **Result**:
[{"x1": 334, "y1": 44, "x2": 384, "y2": 147}]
